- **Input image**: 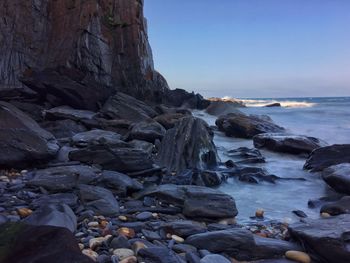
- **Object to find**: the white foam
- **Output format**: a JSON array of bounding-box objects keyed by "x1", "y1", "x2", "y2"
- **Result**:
[{"x1": 241, "y1": 99, "x2": 316, "y2": 108}]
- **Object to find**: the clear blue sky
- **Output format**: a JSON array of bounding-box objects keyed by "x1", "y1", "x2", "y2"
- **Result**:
[{"x1": 144, "y1": 0, "x2": 350, "y2": 98}]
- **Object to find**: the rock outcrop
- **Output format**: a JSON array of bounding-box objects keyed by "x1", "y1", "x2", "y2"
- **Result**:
[{"x1": 322, "y1": 163, "x2": 350, "y2": 195}]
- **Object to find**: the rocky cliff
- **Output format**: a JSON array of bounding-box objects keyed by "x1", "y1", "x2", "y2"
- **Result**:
[{"x1": 0, "y1": 0, "x2": 169, "y2": 103}]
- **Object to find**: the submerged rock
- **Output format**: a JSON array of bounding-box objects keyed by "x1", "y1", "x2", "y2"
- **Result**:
[
  {"x1": 0, "y1": 101, "x2": 59, "y2": 168},
  {"x1": 157, "y1": 116, "x2": 218, "y2": 173},
  {"x1": 289, "y1": 214, "x2": 350, "y2": 263},
  {"x1": 216, "y1": 112, "x2": 285, "y2": 138},
  {"x1": 322, "y1": 163, "x2": 350, "y2": 195},
  {"x1": 304, "y1": 144, "x2": 350, "y2": 171},
  {"x1": 253, "y1": 133, "x2": 327, "y2": 155}
]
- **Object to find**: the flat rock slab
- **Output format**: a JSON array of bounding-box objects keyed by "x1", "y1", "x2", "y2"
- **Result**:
[
  {"x1": 253, "y1": 133, "x2": 327, "y2": 155},
  {"x1": 304, "y1": 144, "x2": 350, "y2": 172},
  {"x1": 129, "y1": 121, "x2": 166, "y2": 143},
  {"x1": 71, "y1": 129, "x2": 124, "y2": 147},
  {"x1": 44, "y1": 106, "x2": 96, "y2": 121},
  {"x1": 322, "y1": 163, "x2": 350, "y2": 195},
  {"x1": 288, "y1": 214, "x2": 350, "y2": 263}
]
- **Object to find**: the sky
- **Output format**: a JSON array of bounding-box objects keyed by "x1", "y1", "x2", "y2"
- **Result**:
[{"x1": 144, "y1": 0, "x2": 350, "y2": 98}]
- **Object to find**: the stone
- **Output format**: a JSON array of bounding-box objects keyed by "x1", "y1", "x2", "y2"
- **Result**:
[
  {"x1": 171, "y1": 235, "x2": 185, "y2": 243},
  {"x1": 322, "y1": 163, "x2": 350, "y2": 195},
  {"x1": 256, "y1": 209, "x2": 265, "y2": 218},
  {"x1": 71, "y1": 129, "x2": 124, "y2": 147},
  {"x1": 265, "y1": 103, "x2": 281, "y2": 107},
  {"x1": 0, "y1": 101, "x2": 59, "y2": 168},
  {"x1": 200, "y1": 254, "x2": 231, "y2": 263},
  {"x1": 304, "y1": 144, "x2": 350, "y2": 172},
  {"x1": 289, "y1": 214, "x2": 350, "y2": 263},
  {"x1": 117, "y1": 227, "x2": 136, "y2": 239},
  {"x1": 44, "y1": 106, "x2": 96, "y2": 121},
  {"x1": 23, "y1": 204, "x2": 77, "y2": 232},
  {"x1": 70, "y1": 145, "x2": 154, "y2": 173},
  {"x1": 162, "y1": 220, "x2": 207, "y2": 238},
  {"x1": 110, "y1": 235, "x2": 131, "y2": 249},
  {"x1": 128, "y1": 139, "x2": 155, "y2": 154},
  {"x1": 31, "y1": 193, "x2": 78, "y2": 208},
  {"x1": 285, "y1": 251, "x2": 311, "y2": 263},
  {"x1": 79, "y1": 185, "x2": 119, "y2": 216},
  {"x1": 253, "y1": 133, "x2": 327, "y2": 155},
  {"x1": 0, "y1": 223, "x2": 94, "y2": 263},
  {"x1": 120, "y1": 256, "x2": 138, "y2": 263},
  {"x1": 216, "y1": 112, "x2": 285, "y2": 138},
  {"x1": 129, "y1": 120, "x2": 166, "y2": 143},
  {"x1": 82, "y1": 249, "x2": 99, "y2": 261},
  {"x1": 165, "y1": 89, "x2": 209, "y2": 109},
  {"x1": 156, "y1": 116, "x2": 218, "y2": 173},
  {"x1": 27, "y1": 165, "x2": 101, "y2": 191},
  {"x1": 206, "y1": 100, "x2": 244, "y2": 116},
  {"x1": 113, "y1": 248, "x2": 135, "y2": 260},
  {"x1": 225, "y1": 147, "x2": 265, "y2": 164},
  {"x1": 17, "y1": 208, "x2": 33, "y2": 218},
  {"x1": 89, "y1": 235, "x2": 112, "y2": 250},
  {"x1": 320, "y1": 196, "x2": 350, "y2": 215},
  {"x1": 132, "y1": 241, "x2": 147, "y2": 255},
  {"x1": 199, "y1": 170, "x2": 224, "y2": 187},
  {"x1": 41, "y1": 119, "x2": 87, "y2": 138},
  {"x1": 154, "y1": 113, "x2": 186, "y2": 129},
  {"x1": 136, "y1": 211, "x2": 153, "y2": 221},
  {"x1": 138, "y1": 247, "x2": 183, "y2": 263}
]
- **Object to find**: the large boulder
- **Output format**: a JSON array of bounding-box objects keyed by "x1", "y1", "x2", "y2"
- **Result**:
[
  {"x1": 156, "y1": 116, "x2": 218, "y2": 173},
  {"x1": 322, "y1": 163, "x2": 350, "y2": 195},
  {"x1": 79, "y1": 184, "x2": 119, "y2": 216},
  {"x1": 288, "y1": 214, "x2": 350, "y2": 263},
  {"x1": 129, "y1": 121, "x2": 166, "y2": 143},
  {"x1": 186, "y1": 229, "x2": 299, "y2": 261},
  {"x1": 41, "y1": 119, "x2": 87, "y2": 138},
  {"x1": 135, "y1": 184, "x2": 237, "y2": 219},
  {"x1": 71, "y1": 129, "x2": 124, "y2": 147},
  {"x1": 161, "y1": 220, "x2": 207, "y2": 238},
  {"x1": 320, "y1": 196, "x2": 350, "y2": 216},
  {"x1": 206, "y1": 100, "x2": 244, "y2": 116},
  {"x1": 0, "y1": 223, "x2": 93, "y2": 263},
  {"x1": 23, "y1": 204, "x2": 77, "y2": 232},
  {"x1": 304, "y1": 144, "x2": 350, "y2": 172},
  {"x1": 216, "y1": 112, "x2": 285, "y2": 138},
  {"x1": 153, "y1": 113, "x2": 186, "y2": 129},
  {"x1": 69, "y1": 145, "x2": 154, "y2": 173},
  {"x1": 100, "y1": 92, "x2": 158, "y2": 122},
  {"x1": 253, "y1": 133, "x2": 327, "y2": 155},
  {"x1": 0, "y1": 101, "x2": 59, "y2": 168}
]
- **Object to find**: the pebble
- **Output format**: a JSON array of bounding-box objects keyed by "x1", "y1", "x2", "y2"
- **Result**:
[
  {"x1": 285, "y1": 250, "x2": 311, "y2": 263},
  {"x1": 113, "y1": 248, "x2": 134, "y2": 260},
  {"x1": 110, "y1": 235, "x2": 131, "y2": 249},
  {"x1": 79, "y1": 243, "x2": 85, "y2": 250},
  {"x1": 89, "y1": 235, "x2": 112, "y2": 250},
  {"x1": 120, "y1": 256, "x2": 137, "y2": 263},
  {"x1": 119, "y1": 215, "x2": 128, "y2": 221},
  {"x1": 136, "y1": 211, "x2": 152, "y2": 221},
  {"x1": 255, "y1": 209, "x2": 264, "y2": 218},
  {"x1": 88, "y1": 221, "x2": 99, "y2": 227},
  {"x1": 171, "y1": 234, "x2": 184, "y2": 243},
  {"x1": 321, "y1": 212, "x2": 331, "y2": 218},
  {"x1": 17, "y1": 207, "x2": 33, "y2": 218},
  {"x1": 117, "y1": 227, "x2": 135, "y2": 239},
  {"x1": 82, "y1": 249, "x2": 99, "y2": 261},
  {"x1": 132, "y1": 241, "x2": 147, "y2": 255}
]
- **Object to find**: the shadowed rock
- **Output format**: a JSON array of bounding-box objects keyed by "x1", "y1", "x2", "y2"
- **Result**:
[
  {"x1": 44, "y1": 106, "x2": 96, "y2": 121},
  {"x1": 71, "y1": 129, "x2": 124, "y2": 147},
  {"x1": 206, "y1": 100, "x2": 244, "y2": 116},
  {"x1": 129, "y1": 120, "x2": 166, "y2": 143},
  {"x1": 320, "y1": 196, "x2": 350, "y2": 216},
  {"x1": 322, "y1": 163, "x2": 350, "y2": 195}
]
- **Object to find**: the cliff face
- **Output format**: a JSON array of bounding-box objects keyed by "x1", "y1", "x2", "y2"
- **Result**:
[{"x1": 0, "y1": 0, "x2": 168, "y2": 101}]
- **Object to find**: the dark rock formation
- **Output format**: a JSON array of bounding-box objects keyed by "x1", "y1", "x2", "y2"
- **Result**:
[
  {"x1": 41, "y1": 119, "x2": 87, "y2": 138},
  {"x1": 154, "y1": 113, "x2": 186, "y2": 129},
  {"x1": 71, "y1": 129, "x2": 124, "y2": 147},
  {"x1": 44, "y1": 106, "x2": 96, "y2": 121},
  {"x1": 0, "y1": 101, "x2": 59, "y2": 168},
  {"x1": 320, "y1": 196, "x2": 350, "y2": 216},
  {"x1": 216, "y1": 112, "x2": 285, "y2": 138},
  {"x1": 265, "y1": 103, "x2": 281, "y2": 107},
  {"x1": 322, "y1": 163, "x2": 350, "y2": 195},
  {"x1": 253, "y1": 133, "x2": 327, "y2": 155},
  {"x1": 129, "y1": 120, "x2": 166, "y2": 143},
  {"x1": 225, "y1": 147, "x2": 265, "y2": 164},
  {"x1": 304, "y1": 144, "x2": 350, "y2": 171},
  {"x1": 206, "y1": 100, "x2": 244, "y2": 116},
  {"x1": 157, "y1": 116, "x2": 218, "y2": 173},
  {"x1": 289, "y1": 214, "x2": 350, "y2": 263},
  {"x1": 0, "y1": 223, "x2": 93, "y2": 263}
]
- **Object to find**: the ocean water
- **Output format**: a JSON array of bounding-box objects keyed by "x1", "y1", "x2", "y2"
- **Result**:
[{"x1": 194, "y1": 97, "x2": 350, "y2": 223}]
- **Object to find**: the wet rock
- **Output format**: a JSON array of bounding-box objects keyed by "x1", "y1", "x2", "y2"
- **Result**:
[
  {"x1": 253, "y1": 133, "x2": 327, "y2": 155},
  {"x1": 206, "y1": 100, "x2": 244, "y2": 116},
  {"x1": 304, "y1": 144, "x2": 350, "y2": 172},
  {"x1": 44, "y1": 106, "x2": 96, "y2": 121},
  {"x1": 223, "y1": 167, "x2": 279, "y2": 184},
  {"x1": 129, "y1": 121, "x2": 166, "y2": 143},
  {"x1": 24, "y1": 204, "x2": 77, "y2": 232},
  {"x1": 157, "y1": 116, "x2": 218, "y2": 173},
  {"x1": 141, "y1": 229, "x2": 162, "y2": 241},
  {"x1": 71, "y1": 129, "x2": 124, "y2": 147},
  {"x1": 154, "y1": 113, "x2": 186, "y2": 129},
  {"x1": 216, "y1": 112, "x2": 285, "y2": 138},
  {"x1": 265, "y1": 103, "x2": 281, "y2": 107},
  {"x1": 292, "y1": 210, "x2": 308, "y2": 218},
  {"x1": 198, "y1": 170, "x2": 224, "y2": 187},
  {"x1": 322, "y1": 163, "x2": 350, "y2": 195},
  {"x1": 32, "y1": 193, "x2": 78, "y2": 208},
  {"x1": 285, "y1": 251, "x2": 311, "y2": 263},
  {"x1": 0, "y1": 101, "x2": 59, "y2": 168},
  {"x1": 138, "y1": 247, "x2": 183, "y2": 263},
  {"x1": 69, "y1": 145, "x2": 154, "y2": 173},
  {"x1": 27, "y1": 165, "x2": 100, "y2": 191},
  {"x1": 225, "y1": 147, "x2": 265, "y2": 164},
  {"x1": 136, "y1": 211, "x2": 153, "y2": 221},
  {"x1": 101, "y1": 92, "x2": 157, "y2": 122},
  {"x1": 162, "y1": 220, "x2": 207, "y2": 238},
  {"x1": 289, "y1": 214, "x2": 350, "y2": 263},
  {"x1": 99, "y1": 170, "x2": 143, "y2": 196},
  {"x1": 41, "y1": 119, "x2": 87, "y2": 138},
  {"x1": 110, "y1": 235, "x2": 131, "y2": 249},
  {"x1": 79, "y1": 185, "x2": 119, "y2": 216},
  {"x1": 320, "y1": 196, "x2": 350, "y2": 215},
  {"x1": 113, "y1": 248, "x2": 135, "y2": 260},
  {"x1": 200, "y1": 254, "x2": 231, "y2": 263},
  {"x1": 0, "y1": 223, "x2": 93, "y2": 263}
]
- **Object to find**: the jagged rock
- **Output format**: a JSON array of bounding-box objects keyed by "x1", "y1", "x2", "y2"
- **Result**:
[
  {"x1": 44, "y1": 106, "x2": 96, "y2": 121},
  {"x1": 216, "y1": 112, "x2": 285, "y2": 138},
  {"x1": 69, "y1": 145, "x2": 154, "y2": 173},
  {"x1": 23, "y1": 204, "x2": 77, "y2": 232},
  {"x1": 322, "y1": 163, "x2": 350, "y2": 195},
  {"x1": 79, "y1": 184, "x2": 119, "y2": 216},
  {"x1": 186, "y1": 229, "x2": 300, "y2": 261},
  {"x1": 138, "y1": 247, "x2": 183, "y2": 263},
  {"x1": 253, "y1": 133, "x2": 327, "y2": 155},
  {"x1": 161, "y1": 220, "x2": 207, "y2": 238},
  {"x1": 288, "y1": 214, "x2": 350, "y2": 263},
  {"x1": 157, "y1": 116, "x2": 218, "y2": 173},
  {"x1": 98, "y1": 170, "x2": 143, "y2": 196},
  {"x1": 164, "y1": 89, "x2": 209, "y2": 109},
  {"x1": 41, "y1": 119, "x2": 87, "y2": 138},
  {"x1": 101, "y1": 92, "x2": 158, "y2": 122},
  {"x1": 0, "y1": 223, "x2": 94, "y2": 263},
  {"x1": 71, "y1": 129, "x2": 124, "y2": 147},
  {"x1": 27, "y1": 165, "x2": 101, "y2": 191},
  {"x1": 136, "y1": 184, "x2": 237, "y2": 219},
  {"x1": 304, "y1": 144, "x2": 350, "y2": 171},
  {"x1": 0, "y1": 101, "x2": 59, "y2": 168},
  {"x1": 154, "y1": 113, "x2": 186, "y2": 129},
  {"x1": 320, "y1": 196, "x2": 350, "y2": 215},
  {"x1": 129, "y1": 121, "x2": 166, "y2": 143},
  {"x1": 206, "y1": 100, "x2": 243, "y2": 116},
  {"x1": 225, "y1": 147, "x2": 265, "y2": 164}
]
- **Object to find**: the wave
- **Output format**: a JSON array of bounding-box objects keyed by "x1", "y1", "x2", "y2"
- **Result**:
[{"x1": 241, "y1": 99, "x2": 316, "y2": 108}]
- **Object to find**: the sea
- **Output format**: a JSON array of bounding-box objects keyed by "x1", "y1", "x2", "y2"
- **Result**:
[{"x1": 194, "y1": 97, "x2": 350, "y2": 223}]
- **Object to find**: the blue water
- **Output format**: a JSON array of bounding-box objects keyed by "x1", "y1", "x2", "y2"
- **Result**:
[{"x1": 194, "y1": 97, "x2": 350, "y2": 223}]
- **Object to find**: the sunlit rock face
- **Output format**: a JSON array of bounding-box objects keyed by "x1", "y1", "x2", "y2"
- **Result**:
[{"x1": 0, "y1": 0, "x2": 168, "y2": 102}]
